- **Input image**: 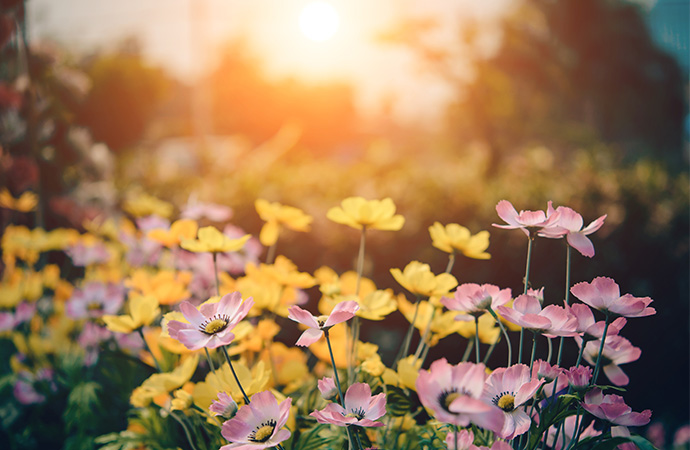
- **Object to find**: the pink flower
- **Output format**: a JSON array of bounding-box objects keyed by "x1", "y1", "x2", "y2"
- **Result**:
[
  {"x1": 539, "y1": 203, "x2": 607, "y2": 257},
  {"x1": 66, "y1": 241, "x2": 111, "y2": 266},
  {"x1": 570, "y1": 277, "x2": 655, "y2": 318},
  {"x1": 220, "y1": 390, "x2": 291, "y2": 450},
  {"x1": 493, "y1": 200, "x2": 560, "y2": 237},
  {"x1": 66, "y1": 282, "x2": 125, "y2": 319},
  {"x1": 318, "y1": 377, "x2": 338, "y2": 401},
  {"x1": 310, "y1": 382, "x2": 386, "y2": 427},
  {"x1": 168, "y1": 291, "x2": 254, "y2": 350},
  {"x1": 578, "y1": 335, "x2": 640, "y2": 386},
  {"x1": 210, "y1": 392, "x2": 238, "y2": 418},
  {"x1": 546, "y1": 415, "x2": 600, "y2": 450},
  {"x1": 582, "y1": 388, "x2": 651, "y2": 426},
  {"x1": 441, "y1": 283, "x2": 512, "y2": 319},
  {"x1": 674, "y1": 425, "x2": 690, "y2": 446},
  {"x1": 567, "y1": 303, "x2": 627, "y2": 339},
  {"x1": 287, "y1": 300, "x2": 359, "y2": 347},
  {"x1": 181, "y1": 201, "x2": 233, "y2": 222},
  {"x1": 531, "y1": 360, "x2": 563, "y2": 382},
  {"x1": 482, "y1": 364, "x2": 544, "y2": 440},
  {"x1": 566, "y1": 366, "x2": 593, "y2": 390},
  {"x1": 0, "y1": 302, "x2": 36, "y2": 332},
  {"x1": 416, "y1": 359, "x2": 504, "y2": 431},
  {"x1": 445, "y1": 429, "x2": 475, "y2": 450},
  {"x1": 496, "y1": 293, "x2": 577, "y2": 337}
]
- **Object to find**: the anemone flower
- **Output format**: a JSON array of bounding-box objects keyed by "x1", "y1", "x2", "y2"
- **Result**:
[
  {"x1": 220, "y1": 390, "x2": 291, "y2": 450},
  {"x1": 287, "y1": 300, "x2": 359, "y2": 347},
  {"x1": 578, "y1": 335, "x2": 640, "y2": 386},
  {"x1": 582, "y1": 388, "x2": 652, "y2": 426},
  {"x1": 416, "y1": 358, "x2": 504, "y2": 432},
  {"x1": 167, "y1": 291, "x2": 253, "y2": 350},
  {"x1": 482, "y1": 364, "x2": 544, "y2": 440},
  {"x1": 566, "y1": 303, "x2": 627, "y2": 339},
  {"x1": 210, "y1": 392, "x2": 238, "y2": 418},
  {"x1": 570, "y1": 277, "x2": 655, "y2": 318},
  {"x1": 538, "y1": 203, "x2": 607, "y2": 258},
  {"x1": 492, "y1": 200, "x2": 560, "y2": 237},
  {"x1": 310, "y1": 382, "x2": 386, "y2": 427},
  {"x1": 496, "y1": 293, "x2": 577, "y2": 337},
  {"x1": 441, "y1": 283, "x2": 512, "y2": 319},
  {"x1": 546, "y1": 415, "x2": 600, "y2": 450}
]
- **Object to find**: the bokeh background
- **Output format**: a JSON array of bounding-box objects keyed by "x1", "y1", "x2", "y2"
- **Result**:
[{"x1": 1, "y1": 0, "x2": 688, "y2": 443}]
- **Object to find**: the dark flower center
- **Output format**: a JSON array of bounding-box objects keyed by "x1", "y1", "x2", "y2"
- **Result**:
[
  {"x1": 249, "y1": 420, "x2": 276, "y2": 442},
  {"x1": 199, "y1": 313, "x2": 231, "y2": 335},
  {"x1": 492, "y1": 391, "x2": 516, "y2": 412}
]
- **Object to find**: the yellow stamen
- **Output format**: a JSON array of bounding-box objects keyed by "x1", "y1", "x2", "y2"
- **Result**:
[
  {"x1": 497, "y1": 394, "x2": 515, "y2": 412},
  {"x1": 316, "y1": 315, "x2": 329, "y2": 327},
  {"x1": 444, "y1": 392, "x2": 461, "y2": 410},
  {"x1": 204, "y1": 318, "x2": 228, "y2": 334},
  {"x1": 253, "y1": 424, "x2": 274, "y2": 442}
]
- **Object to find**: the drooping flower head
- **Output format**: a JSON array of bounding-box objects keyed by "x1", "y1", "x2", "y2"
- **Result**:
[
  {"x1": 567, "y1": 303, "x2": 627, "y2": 340},
  {"x1": 493, "y1": 200, "x2": 560, "y2": 237},
  {"x1": 310, "y1": 382, "x2": 386, "y2": 427},
  {"x1": 210, "y1": 392, "x2": 238, "y2": 419},
  {"x1": 482, "y1": 364, "x2": 544, "y2": 440},
  {"x1": 220, "y1": 390, "x2": 292, "y2": 450},
  {"x1": 317, "y1": 377, "x2": 338, "y2": 401},
  {"x1": 416, "y1": 358, "x2": 504, "y2": 432},
  {"x1": 539, "y1": 202, "x2": 607, "y2": 257},
  {"x1": 428, "y1": 222, "x2": 491, "y2": 259},
  {"x1": 566, "y1": 366, "x2": 593, "y2": 390},
  {"x1": 582, "y1": 388, "x2": 652, "y2": 426},
  {"x1": 327, "y1": 197, "x2": 405, "y2": 231},
  {"x1": 442, "y1": 283, "x2": 512, "y2": 319},
  {"x1": 287, "y1": 300, "x2": 359, "y2": 347},
  {"x1": 167, "y1": 291, "x2": 254, "y2": 350},
  {"x1": 578, "y1": 335, "x2": 641, "y2": 386},
  {"x1": 570, "y1": 277, "x2": 655, "y2": 318}
]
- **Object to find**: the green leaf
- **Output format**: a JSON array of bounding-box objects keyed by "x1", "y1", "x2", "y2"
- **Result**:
[
  {"x1": 293, "y1": 424, "x2": 339, "y2": 450},
  {"x1": 385, "y1": 385, "x2": 413, "y2": 417},
  {"x1": 590, "y1": 435, "x2": 658, "y2": 450}
]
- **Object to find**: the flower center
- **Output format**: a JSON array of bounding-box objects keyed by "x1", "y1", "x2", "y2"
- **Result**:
[
  {"x1": 444, "y1": 392, "x2": 461, "y2": 410},
  {"x1": 316, "y1": 315, "x2": 329, "y2": 328},
  {"x1": 438, "y1": 388, "x2": 469, "y2": 413},
  {"x1": 87, "y1": 301, "x2": 102, "y2": 311},
  {"x1": 346, "y1": 407, "x2": 366, "y2": 420},
  {"x1": 249, "y1": 421, "x2": 276, "y2": 443},
  {"x1": 496, "y1": 393, "x2": 515, "y2": 412},
  {"x1": 199, "y1": 314, "x2": 231, "y2": 335}
]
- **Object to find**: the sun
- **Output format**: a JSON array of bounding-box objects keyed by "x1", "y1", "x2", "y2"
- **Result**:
[{"x1": 299, "y1": 1, "x2": 340, "y2": 42}]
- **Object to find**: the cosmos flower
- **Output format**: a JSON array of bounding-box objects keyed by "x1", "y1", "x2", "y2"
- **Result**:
[
  {"x1": 496, "y1": 293, "x2": 577, "y2": 337},
  {"x1": 390, "y1": 261, "x2": 457, "y2": 298},
  {"x1": 66, "y1": 281, "x2": 125, "y2": 319},
  {"x1": 442, "y1": 283, "x2": 512, "y2": 319},
  {"x1": 167, "y1": 292, "x2": 254, "y2": 350},
  {"x1": 582, "y1": 388, "x2": 651, "y2": 426},
  {"x1": 211, "y1": 392, "x2": 238, "y2": 419},
  {"x1": 428, "y1": 222, "x2": 491, "y2": 259},
  {"x1": 538, "y1": 202, "x2": 606, "y2": 258},
  {"x1": 220, "y1": 390, "x2": 292, "y2": 450},
  {"x1": 287, "y1": 300, "x2": 359, "y2": 347},
  {"x1": 570, "y1": 277, "x2": 655, "y2": 318},
  {"x1": 492, "y1": 200, "x2": 560, "y2": 237},
  {"x1": 578, "y1": 335, "x2": 640, "y2": 386},
  {"x1": 327, "y1": 197, "x2": 405, "y2": 231},
  {"x1": 255, "y1": 199, "x2": 312, "y2": 247},
  {"x1": 310, "y1": 382, "x2": 386, "y2": 427}
]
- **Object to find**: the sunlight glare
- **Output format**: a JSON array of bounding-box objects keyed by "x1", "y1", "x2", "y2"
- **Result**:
[{"x1": 299, "y1": 1, "x2": 340, "y2": 42}]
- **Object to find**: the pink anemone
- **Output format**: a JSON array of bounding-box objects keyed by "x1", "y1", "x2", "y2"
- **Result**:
[
  {"x1": 310, "y1": 382, "x2": 386, "y2": 427},
  {"x1": 220, "y1": 390, "x2": 291, "y2": 450},
  {"x1": 570, "y1": 277, "x2": 655, "y2": 318},
  {"x1": 287, "y1": 300, "x2": 359, "y2": 347}
]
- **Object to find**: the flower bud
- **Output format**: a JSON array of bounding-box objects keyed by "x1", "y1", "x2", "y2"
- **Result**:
[
  {"x1": 317, "y1": 377, "x2": 338, "y2": 402},
  {"x1": 567, "y1": 366, "x2": 592, "y2": 390}
]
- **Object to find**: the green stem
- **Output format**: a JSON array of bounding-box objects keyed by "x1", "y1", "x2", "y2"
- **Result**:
[
  {"x1": 355, "y1": 227, "x2": 366, "y2": 295},
  {"x1": 445, "y1": 251, "x2": 456, "y2": 274},
  {"x1": 266, "y1": 241, "x2": 277, "y2": 265},
  {"x1": 414, "y1": 307, "x2": 437, "y2": 360},
  {"x1": 546, "y1": 336, "x2": 553, "y2": 365},
  {"x1": 325, "y1": 330, "x2": 358, "y2": 450},
  {"x1": 488, "y1": 307, "x2": 512, "y2": 367},
  {"x1": 474, "y1": 316, "x2": 481, "y2": 363},
  {"x1": 529, "y1": 332, "x2": 537, "y2": 372},
  {"x1": 170, "y1": 411, "x2": 199, "y2": 450},
  {"x1": 212, "y1": 252, "x2": 220, "y2": 297},
  {"x1": 395, "y1": 296, "x2": 421, "y2": 368},
  {"x1": 557, "y1": 245, "x2": 572, "y2": 367},
  {"x1": 575, "y1": 339, "x2": 586, "y2": 367},
  {"x1": 221, "y1": 345, "x2": 250, "y2": 404},
  {"x1": 461, "y1": 339, "x2": 474, "y2": 362},
  {"x1": 137, "y1": 328, "x2": 161, "y2": 372},
  {"x1": 518, "y1": 236, "x2": 535, "y2": 365},
  {"x1": 204, "y1": 348, "x2": 216, "y2": 373},
  {"x1": 591, "y1": 315, "x2": 611, "y2": 385}
]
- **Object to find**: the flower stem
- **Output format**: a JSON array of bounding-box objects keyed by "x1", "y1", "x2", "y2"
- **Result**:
[
  {"x1": 355, "y1": 227, "x2": 366, "y2": 295},
  {"x1": 212, "y1": 252, "x2": 220, "y2": 297},
  {"x1": 395, "y1": 296, "x2": 421, "y2": 368},
  {"x1": 325, "y1": 330, "x2": 358, "y2": 450},
  {"x1": 137, "y1": 328, "x2": 161, "y2": 372},
  {"x1": 474, "y1": 317, "x2": 481, "y2": 363},
  {"x1": 556, "y1": 245, "x2": 572, "y2": 367},
  {"x1": 529, "y1": 332, "x2": 537, "y2": 372},
  {"x1": 204, "y1": 348, "x2": 215, "y2": 373},
  {"x1": 575, "y1": 339, "x2": 586, "y2": 367},
  {"x1": 546, "y1": 336, "x2": 553, "y2": 365},
  {"x1": 221, "y1": 345, "x2": 250, "y2": 404},
  {"x1": 591, "y1": 315, "x2": 611, "y2": 385},
  {"x1": 461, "y1": 339, "x2": 474, "y2": 362},
  {"x1": 170, "y1": 411, "x2": 199, "y2": 450},
  {"x1": 266, "y1": 241, "x2": 277, "y2": 265},
  {"x1": 445, "y1": 251, "x2": 456, "y2": 274},
  {"x1": 488, "y1": 307, "x2": 512, "y2": 367},
  {"x1": 518, "y1": 236, "x2": 535, "y2": 364}
]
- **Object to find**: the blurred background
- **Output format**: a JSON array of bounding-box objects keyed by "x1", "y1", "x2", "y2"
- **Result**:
[{"x1": 1, "y1": 0, "x2": 688, "y2": 441}]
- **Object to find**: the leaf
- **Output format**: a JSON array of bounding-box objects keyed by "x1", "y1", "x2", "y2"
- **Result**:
[
  {"x1": 590, "y1": 435, "x2": 658, "y2": 450},
  {"x1": 293, "y1": 424, "x2": 338, "y2": 450},
  {"x1": 385, "y1": 385, "x2": 413, "y2": 417}
]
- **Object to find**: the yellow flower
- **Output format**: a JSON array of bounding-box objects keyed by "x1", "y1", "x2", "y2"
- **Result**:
[
  {"x1": 361, "y1": 354, "x2": 386, "y2": 377},
  {"x1": 255, "y1": 199, "x2": 313, "y2": 247},
  {"x1": 127, "y1": 269, "x2": 192, "y2": 305},
  {"x1": 429, "y1": 222, "x2": 491, "y2": 259},
  {"x1": 326, "y1": 197, "x2": 405, "y2": 231},
  {"x1": 0, "y1": 189, "x2": 38, "y2": 212},
  {"x1": 180, "y1": 226, "x2": 250, "y2": 253},
  {"x1": 397, "y1": 355, "x2": 422, "y2": 391},
  {"x1": 193, "y1": 360, "x2": 270, "y2": 410},
  {"x1": 245, "y1": 256, "x2": 315, "y2": 289},
  {"x1": 147, "y1": 219, "x2": 199, "y2": 248},
  {"x1": 130, "y1": 355, "x2": 199, "y2": 407},
  {"x1": 171, "y1": 388, "x2": 194, "y2": 411},
  {"x1": 123, "y1": 193, "x2": 174, "y2": 218},
  {"x1": 261, "y1": 342, "x2": 309, "y2": 392},
  {"x1": 390, "y1": 261, "x2": 457, "y2": 298},
  {"x1": 456, "y1": 312, "x2": 501, "y2": 344},
  {"x1": 103, "y1": 294, "x2": 160, "y2": 333}
]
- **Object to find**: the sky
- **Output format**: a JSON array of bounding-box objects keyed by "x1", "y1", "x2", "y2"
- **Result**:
[{"x1": 26, "y1": 0, "x2": 514, "y2": 123}]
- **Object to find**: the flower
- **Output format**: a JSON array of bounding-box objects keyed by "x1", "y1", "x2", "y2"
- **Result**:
[
  {"x1": 0, "y1": 188, "x2": 37, "y2": 212},
  {"x1": 181, "y1": 226, "x2": 251, "y2": 254},
  {"x1": 570, "y1": 277, "x2": 655, "y2": 318},
  {"x1": 428, "y1": 222, "x2": 491, "y2": 259},
  {"x1": 255, "y1": 199, "x2": 312, "y2": 246},
  {"x1": 127, "y1": 269, "x2": 192, "y2": 306},
  {"x1": 130, "y1": 355, "x2": 199, "y2": 407},
  {"x1": 147, "y1": 219, "x2": 199, "y2": 248},
  {"x1": 123, "y1": 193, "x2": 173, "y2": 218},
  {"x1": 65, "y1": 281, "x2": 125, "y2": 319},
  {"x1": 220, "y1": 390, "x2": 292, "y2": 450},
  {"x1": 287, "y1": 300, "x2": 359, "y2": 347},
  {"x1": 567, "y1": 303, "x2": 627, "y2": 339},
  {"x1": 445, "y1": 429, "x2": 475, "y2": 450},
  {"x1": 327, "y1": 197, "x2": 405, "y2": 231},
  {"x1": 579, "y1": 335, "x2": 640, "y2": 386},
  {"x1": 582, "y1": 388, "x2": 652, "y2": 426},
  {"x1": 211, "y1": 392, "x2": 238, "y2": 418},
  {"x1": 566, "y1": 366, "x2": 593, "y2": 390},
  {"x1": 546, "y1": 415, "x2": 600, "y2": 450},
  {"x1": 103, "y1": 294, "x2": 160, "y2": 333},
  {"x1": 390, "y1": 261, "x2": 457, "y2": 298},
  {"x1": 493, "y1": 200, "x2": 560, "y2": 237},
  {"x1": 482, "y1": 364, "x2": 544, "y2": 440},
  {"x1": 181, "y1": 201, "x2": 233, "y2": 222},
  {"x1": 416, "y1": 358, "x2": 504, "y2": 431},
  {"x1": 310, "y1": 382, "x2": 386, "y2": 427},
  {"x1": 318, "y1": 377, "x2": 338, "y2": 401},
  {"x1": 442, "y1": 283, "x2": 512, "y2": 318},
  {"x1": 496, "y1": 293, "x2": 577, "y2": 337},
  {"x1": 539, "y1": 203, "x2": 607, "y2": 257},
  {"x1": 167, "y1": 292, "x2": 254, "y2": 350}
]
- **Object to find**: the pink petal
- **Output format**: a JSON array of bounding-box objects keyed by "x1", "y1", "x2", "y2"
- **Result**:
[
  {"x1": 511, "y1": 409, "x2": 533, "y2": 438},
  {"x1": 582, "y1": 214, "x2": 607, "y2": 235},
  {"x1": 603, "y1": 364, "x2": 629, "y2": 386},
  {"x1": 556, "y1": 207, "x2": 584, "y2": 232},
  {"x1": 344, "y1": 383, "x2": 372, "y2": 414},
  {"x1": 177, "y1": 329, "x2": 212, "y2": 350},
  {"x1": 495, "y1": 200, "x2": 520, "y2": 227},
  {"x1": 248, "y1": 391, "x2": 279, "y2": 424},
  {"x1": 567, "y1": 232, "x2": 595, "y2": 258},
  {"x1": 287, "y1": 305, "x2": 319, "y2": 329},
  {"x1": 179, "y1": 301, "x2": 207, "y2": 328},
  {"x1": 514, "y1": 377, "x2": 544, "y2": 407},
  {"x1": 295, "y1": 328, "x2": 323, "y2": 347},
  {"x1": 366, "y1": 392, "x2": 387, "y2": 421},
  {"x1": 324, "y1": 300, "x2": 359, "y2": 327},
  {"x1": 616, "y1": 410, "x2": 652, "y2": 427},
  {"x1": 514, "y1": 294, "x2": 542, "y2": 315}
]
